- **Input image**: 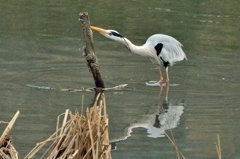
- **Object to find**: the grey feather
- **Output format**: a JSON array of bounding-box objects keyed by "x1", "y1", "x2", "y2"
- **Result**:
[{"x1": 146, "y1": 34, "x2": 187, "y2": 66}]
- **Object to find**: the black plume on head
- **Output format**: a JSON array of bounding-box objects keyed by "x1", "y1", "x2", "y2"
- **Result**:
[{"x1": 110, "y1": 31, "x2": 123, "y2": 38}]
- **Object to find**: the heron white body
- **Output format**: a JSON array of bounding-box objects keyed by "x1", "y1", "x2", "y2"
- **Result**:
[
  {"x1": 121, "y1": 34, "x2": 187, "y2": 67},
  {"x1": 90, "y1": 26, "x2": 187, "y2": 84}
]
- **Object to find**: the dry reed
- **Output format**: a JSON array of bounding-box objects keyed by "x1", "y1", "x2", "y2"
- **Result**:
[
  {"x1": 25, "y1": 93, "x2": 111, "y2": 159},
  {"x1": 0, "y1": 111, "x2": 20, "y2": 159},
  {"x1": 216, "y1": 134, "x2": 222, "y2": 159},
  {"x1": 162, "y1": 107, "x2": 185, "y2": 159}
]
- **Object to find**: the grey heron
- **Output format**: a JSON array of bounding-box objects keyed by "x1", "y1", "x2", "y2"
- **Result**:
[{"x1": 91, "y1": 26, "x2": 187, "y2": 85}]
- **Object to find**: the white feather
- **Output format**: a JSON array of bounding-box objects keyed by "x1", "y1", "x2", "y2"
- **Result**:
[{"x1": 145, "y1": 34, "x2": 187, "y2": 66}]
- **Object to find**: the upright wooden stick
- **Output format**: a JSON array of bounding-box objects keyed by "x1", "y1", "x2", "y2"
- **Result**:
[{"x1": 79, "y1": 12, "x2": 105, "y2": 88}]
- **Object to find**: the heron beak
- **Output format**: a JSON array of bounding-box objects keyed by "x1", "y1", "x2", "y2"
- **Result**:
[{"x1": 90, "y1": 26, "x2": 109, "y2": 35}]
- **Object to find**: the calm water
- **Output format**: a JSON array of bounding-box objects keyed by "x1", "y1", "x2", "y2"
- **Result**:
[{"x1": 1, "y1": 0, "x2": 239, "y2": 158}]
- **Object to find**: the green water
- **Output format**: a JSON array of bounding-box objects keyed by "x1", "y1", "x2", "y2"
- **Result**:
[{"x1": 0, "y1": 0, "x2": 239, "y2": 158}]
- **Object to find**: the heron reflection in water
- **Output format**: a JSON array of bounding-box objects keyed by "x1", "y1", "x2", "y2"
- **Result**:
[{"x1": 110, "y1": 85, "x2": 185, "y2": 150}]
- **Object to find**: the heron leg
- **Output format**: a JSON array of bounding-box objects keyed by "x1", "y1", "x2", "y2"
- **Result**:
[
  {"x1": 157, "y1": 68, "x2": 163, "y2": 84},
  {"x1": 165, "y1": 67, "x2": 169, "y2": 84}
]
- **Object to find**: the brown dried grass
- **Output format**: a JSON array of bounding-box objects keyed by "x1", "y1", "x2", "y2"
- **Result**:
[
  {"x1": 24, "y1": 93, "x2": 111, "y2": 159},
  {"x1": 0, "y1": 111, "x2": 20, "y2": 159},
  {"x1": 216, "y1": 134, "x2": 222, "y2": 159}
]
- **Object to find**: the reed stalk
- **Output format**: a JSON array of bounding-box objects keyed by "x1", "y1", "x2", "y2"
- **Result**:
[{"x1": 24, "y1": 93, "x2": 111, "y2": 159}]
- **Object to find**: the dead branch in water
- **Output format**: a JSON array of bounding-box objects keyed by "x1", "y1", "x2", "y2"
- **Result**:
[{"x1": 79, "y1": 12, "x2": 105, "y2": 89}]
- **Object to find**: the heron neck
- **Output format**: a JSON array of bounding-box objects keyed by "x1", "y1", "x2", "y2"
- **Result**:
[{"x1": 121, "y1": 38, "x2": 149, "y2": 57}]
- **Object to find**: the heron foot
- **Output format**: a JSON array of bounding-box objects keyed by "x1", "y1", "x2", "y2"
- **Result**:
[
  {"x1": 157, "y1": 80, "x2": 163, "y2": 84},
  {"x1": 165, "y1": 80, "x2": 169, "y2": 85}
]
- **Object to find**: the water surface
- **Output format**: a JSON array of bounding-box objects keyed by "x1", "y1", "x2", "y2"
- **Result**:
[{"x1": 0, "y1": 0, "x2": 239, "y2": 158}]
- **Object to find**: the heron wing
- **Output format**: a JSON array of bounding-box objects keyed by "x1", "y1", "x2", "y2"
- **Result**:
[
  {"x1": 147, "y1": 34, "x2": 187, "y2": 66},
  {"x1": 162, "y1": 40, "x2": 187, "y2": 65}
]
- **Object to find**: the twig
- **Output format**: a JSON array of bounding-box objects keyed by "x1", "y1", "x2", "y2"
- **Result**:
[{"x1": 216, "y1": 134, "x2": 222, "y2": 159}]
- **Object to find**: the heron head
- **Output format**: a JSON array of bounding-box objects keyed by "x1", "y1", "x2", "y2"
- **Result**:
[{"x1": 90, "y1": 26, "x2": 124, "y2": 42}]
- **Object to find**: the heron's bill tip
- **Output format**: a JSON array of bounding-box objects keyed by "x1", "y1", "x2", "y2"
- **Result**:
[
  {"x1": 90, "y1": 26, "x2": 108, "y2": 34},
  {"x1": 90, "y1": 26, "x2": 98, "y2": 30}
]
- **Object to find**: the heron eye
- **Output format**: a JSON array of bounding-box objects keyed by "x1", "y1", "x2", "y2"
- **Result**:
[{"x1": 109, "y1": 32, "x2": 113, "y2": 35}]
